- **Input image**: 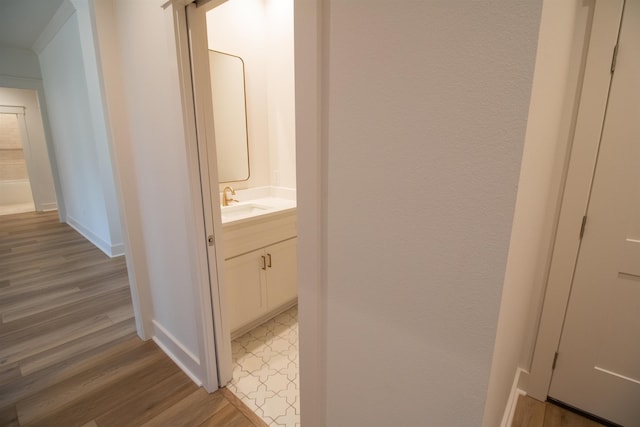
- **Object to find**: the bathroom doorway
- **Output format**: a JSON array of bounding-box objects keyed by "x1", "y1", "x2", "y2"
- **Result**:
[{"x1": 185, "y1": 0, "x2": 299, "y2": 425}]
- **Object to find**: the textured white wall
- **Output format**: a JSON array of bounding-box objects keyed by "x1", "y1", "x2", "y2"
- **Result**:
[
  {"x1": 206, "y1": 0, "x2": 269, "y2": 189},
  {"x1": 72, "y1": 0, "x2": 123, "y2": 250},
  {"x1": 206, "y1": 0, "x2": 296, "y2": 190},
  {"x1": 94, "y1": 0, "x2": 212, "y2": 379},
  {"x1": 39, "y1": 12, "x2": 122, "y2": 256},
  {"x1": 0, "y1": 47, "x2": 41, "y2": 80},
  {"x1": 318, "y1": 1, "x2": 542, "y2": 425},
  {"x1": 0, "y1": 87, "x2": 57, "y2": 210},
  {"x1": 483, "y1": 2, "x2": 594, "y2": 425},
  {"x1": 265, "y1": 0, "x2": 295, "y2": 189}
]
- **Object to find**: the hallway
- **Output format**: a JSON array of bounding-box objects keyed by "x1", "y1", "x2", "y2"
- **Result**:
[{"x1": 0, "y1": 211, "x2": 264, "y2": 426}]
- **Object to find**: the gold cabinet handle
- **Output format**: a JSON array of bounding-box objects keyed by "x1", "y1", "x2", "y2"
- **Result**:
[
  {"x1": 261, "y1": 255, "x2": 266, "y2": 270},
  {"x1": 267, "y1": 253, "x2": 272, "y2": 268}
]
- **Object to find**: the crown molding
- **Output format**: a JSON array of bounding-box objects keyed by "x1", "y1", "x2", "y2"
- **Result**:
[{"x1": 32, "y1": 0, "x2": 76, "y2": 54}]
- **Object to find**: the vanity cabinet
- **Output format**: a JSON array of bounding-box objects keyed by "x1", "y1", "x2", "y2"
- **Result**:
[
  {"x1": 264, "y1": 239, "x2": 297, "y2": 309},
  {"x1": 222, "y1": 209, "x2": 297, "y2": 335},
  {"x1": 225, "y1": 249, "x2": 266, "y2": 332},
  {"x1": 225, "y1": 238, "x2": 297, "y2": 333}
]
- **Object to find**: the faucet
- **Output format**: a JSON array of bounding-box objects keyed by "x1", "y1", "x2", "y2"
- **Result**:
[{"x1": 222, "y1": 186, "x2": 238, "y2": 206}]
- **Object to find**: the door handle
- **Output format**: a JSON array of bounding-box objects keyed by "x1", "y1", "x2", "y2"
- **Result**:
[
  {"x1": 261, "y1": 255, "x2": 266, "y2": 270},
  {"x1": 267, "y1": 253, "x2": 272, "y2": 268}
]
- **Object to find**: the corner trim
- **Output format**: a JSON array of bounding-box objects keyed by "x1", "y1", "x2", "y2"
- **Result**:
[
  {"x1": 173, "y1": 2, "x2": 223, "y2": 392},
  {"x1": 32, "y1": 0, "x2": 76, "y2": 54},
  {"x1": 501, "y1": 368, "x2": 529, "y2": 427},
  {"x1": 110, "y1": 243, "x2": 125, "y2": 257},
  {"x1": 527, "y1": 0, "x2": 624, "y2": 400}
]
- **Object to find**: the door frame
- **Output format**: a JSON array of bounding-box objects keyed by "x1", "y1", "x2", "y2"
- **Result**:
[
  {"x1": 173, "y1": 1, "x2": 326, "y2": 421},
  {"x1": 169, "y1": 0, "x2": 228, "y2": 390},
  {"x1": 527, "y1": 0, "x2": 625, "y2": 400},
  {"x1": 173, "y1": 0, "x2": 235, "y2": 387},
  {"x1": 0, "y1": 105, "x2": 36, "y2": 208}
]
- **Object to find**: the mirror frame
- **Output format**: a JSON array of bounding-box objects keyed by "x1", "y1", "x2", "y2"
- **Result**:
[{"x1": 209, "y1": 49, "x2": 250, "y2": 183}]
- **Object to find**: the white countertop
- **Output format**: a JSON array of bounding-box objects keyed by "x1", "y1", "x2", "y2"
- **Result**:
[{"x1": 220, "y1": 196, "x2": 296, "y2": 225}]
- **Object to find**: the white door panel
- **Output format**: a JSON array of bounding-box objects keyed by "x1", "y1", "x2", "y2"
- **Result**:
[{"x1": 548, "y1": 0, "x2": 640, "y2": 424}]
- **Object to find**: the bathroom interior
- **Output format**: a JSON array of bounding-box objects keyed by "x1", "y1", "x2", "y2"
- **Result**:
[{"x1": 204, "y1": 0, "x2": 299, "y2": 425}]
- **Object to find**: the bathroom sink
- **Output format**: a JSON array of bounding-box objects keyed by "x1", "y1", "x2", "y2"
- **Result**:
[{"x1": 220, "y1": 202, "x2": 271, "y2": 222}]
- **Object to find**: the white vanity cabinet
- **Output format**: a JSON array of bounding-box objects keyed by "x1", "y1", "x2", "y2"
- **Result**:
[
  {"x1": 264, "y1": 238, "x2": 297, "y2": 310},
  {"x1": 222, "y1": 209, "x2": 297, "y2": 336}
]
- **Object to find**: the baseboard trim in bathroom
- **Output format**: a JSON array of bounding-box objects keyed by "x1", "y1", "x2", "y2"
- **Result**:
[{"x1": 221, "y1": 387, "x2": 269, "y2": 427}]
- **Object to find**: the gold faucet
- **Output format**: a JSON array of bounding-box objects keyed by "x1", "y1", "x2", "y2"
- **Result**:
[{"x1": 222, "y1": 186, "x2": 238, "y2": 206}]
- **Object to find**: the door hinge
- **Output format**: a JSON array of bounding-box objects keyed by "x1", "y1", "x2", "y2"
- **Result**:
[
  {"x1": 579, "y1": 216, "x2": 587, "y2": 239},
  {"x1": 611, "y1": 44, "x2": 618, "y2": 73},
  {"x1": 207, "y1": 235, "x2": 215, "y2": 246},
  {"x1": 552, "y1": 352, "x2": 559, "y2": 370}
]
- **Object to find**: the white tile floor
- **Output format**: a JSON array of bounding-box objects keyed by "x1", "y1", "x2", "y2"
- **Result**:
[{"x1": 228, "y1": 305, "x2": 300, "y2": 427}]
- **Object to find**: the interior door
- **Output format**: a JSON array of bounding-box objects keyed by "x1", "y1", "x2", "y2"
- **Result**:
[
  {"x1": 185, "y1": 1, "x2": 234, "y2": 386},
  {"x1": 548, "y1": 1, "x2": 640, "y2": 425}
]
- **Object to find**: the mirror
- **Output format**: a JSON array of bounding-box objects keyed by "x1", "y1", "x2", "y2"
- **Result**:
[{"x1": 209, "y1": 50, "x2": 250, "y2": 182}]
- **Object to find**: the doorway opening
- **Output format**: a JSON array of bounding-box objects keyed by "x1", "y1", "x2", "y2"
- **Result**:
[
  {"x1": 0, "y1": 87, "x2": 58, "y2": 217},
  {"x1": 186, "y1": 0, "x2": 299, "y2": 424},
  {"x1": 0, "y1": 110, "x2": 35, "y2": 215}
]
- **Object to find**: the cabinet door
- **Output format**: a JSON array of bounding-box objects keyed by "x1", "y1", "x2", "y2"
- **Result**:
[
  {"x1": 225, "y1": 249, "x2": 267, "y2": 331},
  {"x1": 265, "y1": 238, "x2": 297, "y2": 309}
]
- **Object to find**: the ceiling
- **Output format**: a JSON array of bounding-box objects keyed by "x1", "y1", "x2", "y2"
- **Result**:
[{"x1": 0, "y1": 0, "x2": 65, "y2": 50}]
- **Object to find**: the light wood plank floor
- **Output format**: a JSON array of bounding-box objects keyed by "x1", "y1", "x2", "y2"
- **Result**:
[
  {"x1": 512, "y1": 395, "x2": 608, "y2": 427},
  {"x1": 0, "y1": 211, "x2": 266, "y2": 427}
]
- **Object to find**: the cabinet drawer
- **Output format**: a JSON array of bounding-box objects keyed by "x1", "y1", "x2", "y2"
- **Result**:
[{"x1": 222, "y1": 210, "x2": 296, "y2": 259}]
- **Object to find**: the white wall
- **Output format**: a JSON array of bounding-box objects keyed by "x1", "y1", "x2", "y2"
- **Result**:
[
  {"x1": 265, "y1": 0, "x2": 295, "y2": 189},
  {"x1": 0, "y1": 88, "x2": 58, "y2": 211},
  {"x1": 92, "y1": 0, "x2": 218, "y2": 385},
  {"x1": 206, "y1": 0, "x2": 296, "y2": 190},
  {"x1": 0, "y1": 47, "x2": 64, "y2": 218},
  {"x1": 295, "y1": 1, "x2": 542, "y2": 425},
  {"x1": 72, "y1": 0, "x2": 123, "y2": 253},
  {"x1": 482, "y1": 2, "x2": 594, "y2": 425},
  {"x1": 38, "y1": 11, "x2": 123, "y2": 256},
  {"x1": 0, "y1": 47, "x2": 41, "y2": 80},
  {"x1": 207, "y1": 0, "x2": 269, "y2": 189}
]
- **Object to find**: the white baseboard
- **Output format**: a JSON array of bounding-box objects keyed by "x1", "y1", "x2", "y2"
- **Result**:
[
  {"x1": 66, "y1": 215, "x2": 122, "y2": 258},
  {"x1": 39, "y1": 202, "x2": 58, "y2": 211},
  {"x1": 231, "y1": 299, "x2": 297, "y2": 340},
  {"x1": 501, "y1": 367, "x2": 529, "y2": 427},
  {"x1": 110, "y1": 243, "x2": 125, "y2": 257},
  {"x1": 152, "y1": 320, "x2": 203, "y2": 387}
]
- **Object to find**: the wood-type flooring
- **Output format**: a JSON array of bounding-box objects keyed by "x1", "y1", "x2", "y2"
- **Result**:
[
  {"x1": 512, "y1": 395, "x2": 607, "y2": 427},
  {"x1": 0, "y1": 211, "x2": 265, "y2": 427}
]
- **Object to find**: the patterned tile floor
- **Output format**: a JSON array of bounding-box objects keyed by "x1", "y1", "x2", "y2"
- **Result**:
[{"x1": 228, "y1": 305, "x2": 299, "y2": 426}]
